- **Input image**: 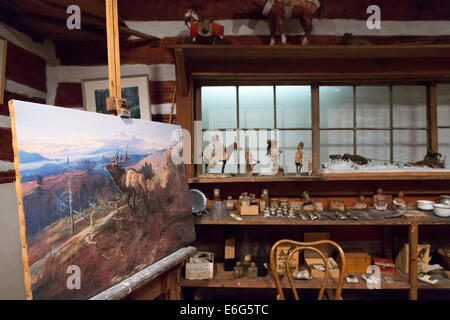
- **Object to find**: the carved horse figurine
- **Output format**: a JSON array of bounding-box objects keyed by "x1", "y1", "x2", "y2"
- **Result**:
[
  {"x1": 203, "y1": 135, "x2": 239, "y2": 173},
  {"x1": 184, "y1": 7, "x2": 224, "y2": 44},
  {"x1": 243, "y1": 0, "x2": 321, "y2": 45}
]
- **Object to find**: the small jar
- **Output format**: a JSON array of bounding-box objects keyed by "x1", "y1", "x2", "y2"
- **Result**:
[
  {"x1": 226, "y1": 196, "x2": 235, "y2": 211},
  {"x1": 288, "y1": 207, "x2": 296, "y2": 218},
  {"x1": 234, "y1": 261, "x2": 244, "y2": 279},
  {"x1": 276, "y1": 208, "x2": 283, "y2": 217},
  {"x1": 270, "y1": 207, "x2": 276, "y2": 216},
  {"x1": 271, "y1": 199, "x2": 279, "y2": 209},
  {"x1": 264, "y1": 207, "x2": 271, "y2": 217},
  {"x1": 247, "y1": 262, "x2": 257, "y2": 279}
]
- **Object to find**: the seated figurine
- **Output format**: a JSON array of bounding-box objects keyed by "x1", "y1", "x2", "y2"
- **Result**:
[
  {"x1": 373, "y1": 188, "x2": 388, "y2": 211},
  {"x1": 354, "y1": 194, "x2": 368, "y2": 209},
  {"x1": 393, "y1": 191, "x2": 407, "y2": 211}
]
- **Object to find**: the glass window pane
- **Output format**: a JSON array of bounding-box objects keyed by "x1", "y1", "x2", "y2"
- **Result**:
[
  {"x1": 356, "y1": 130, "x2": 390, "y2": 161},
  {"x1": 393, "y1": 86, "x2": 426, "y2": 128},
  {"x1": 278, "y1": 130, "x2": 312, "y2": 174},
  {"x1": 393, "y1": 130, "x2": 427, "y2": 162},
  {"x1": 439, "y1": 129, "x2": 450, "y2": 167},
  {"x1": 437, "y1": 84, "x2": 450, "y2": 127},
  {"x1": 356, "y1": 86, "x2": 390, "y2": 128},
  {"x1": 320, "y1": 86, "x2": 353, "y2": 128},
  {"x1": 320, "y1": 130, "x2": 354, "y2": 163},
  {"x1": 201, "y1": 86, "x2": 237, "y2": 129},
  {"x1": 239, "y1": 86, "x2": 274, "y2": 129},
  {"x1": 202, "y1": 130, "x2": 238, "y2": 174},
  {"x1": 276, "y1": 86, "x2": 311, "y2": 128}
]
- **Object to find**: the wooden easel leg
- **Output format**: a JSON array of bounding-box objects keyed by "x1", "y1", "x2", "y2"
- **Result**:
[{"x1": 408, "y1": 222, "x2": 419, "y2": 300}]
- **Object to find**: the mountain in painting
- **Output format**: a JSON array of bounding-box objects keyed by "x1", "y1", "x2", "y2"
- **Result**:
[{"x1": 19, "y1": 150, "x2": 50, "y2": 163}]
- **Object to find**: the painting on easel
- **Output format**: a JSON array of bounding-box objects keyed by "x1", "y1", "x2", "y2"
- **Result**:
[{"x1": 9, "y1": 100, "x2": 195, "y2": 299}]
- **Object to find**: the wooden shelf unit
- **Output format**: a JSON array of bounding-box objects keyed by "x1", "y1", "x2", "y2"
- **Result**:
[{"x1": 172, "y1": 44, "x2": 450, "y2": 300}]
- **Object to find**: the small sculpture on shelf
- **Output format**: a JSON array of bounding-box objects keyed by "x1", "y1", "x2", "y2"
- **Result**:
[
  {"x1": 243, "y1": 0, "x2": 321, "y2": 45},
  {"x1": 184, "y1": 7, "x2": 225, "y2": 44},
  {"x1": 393, "y1": 191, "x2": 407, "y2": 211},
  {"x1": 353, "y1": 194, "x2": 368, "y2": 209},
  {"x1": 300, "y1": 191, "x2": 318, "y2": 214},
  {"x1": 373, "y1": 188, "x2": 388, "y2": 211},
  {"x1": 308, "y1": 156, "x2": 313, "y2": 176},
  {"x1": 267, "y1": 139, "x2": 284, "y2": 175},
  {"x1": 245, "y1": 148, "x2": 260, "y2": 176},
  {"x1": 203, "y1": 134, "x2": 238, "y2": 174},
  {"x1": 295, "y1": 141, "x2": 304, "y2": 174}
]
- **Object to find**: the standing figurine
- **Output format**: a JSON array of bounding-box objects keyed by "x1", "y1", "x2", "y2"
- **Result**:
[
  {"x1": 267, "y1": 139, "x2": 283, "y2": 175},
  {"x1": 307, "y1": 157, "x2": 313, "y2": 176},
  {"x1": 245, "y1": 148, "x2": 260, "y2": 176},
  {"x1": 373, "y1": 188, "x2": 388, "y2": 211},
  {"x1": 295, "y1": 142, "x2": 304, "y2": 174},
  {"x1": 203, "y1": 134, "x2": 238, "y2": 173},
  {"x1": 393, "y1": 191, "x2": 407, "y2": 211},
  {"x1": 354, "y1": 194, "x2": 368, "y2": 209}
]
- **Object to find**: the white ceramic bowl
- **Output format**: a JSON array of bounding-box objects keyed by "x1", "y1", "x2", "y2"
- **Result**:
[
  {"x1": 417, "y1": 200, "x2": 435, "y2": 211},
  {"x1": 433, "y1": 203, "x2": 450, "y2": 217}
]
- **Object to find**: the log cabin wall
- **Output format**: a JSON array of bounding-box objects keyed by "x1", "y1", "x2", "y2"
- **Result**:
[{"x1": 0, "y1": 22, "x2": 55, "y2": 184}]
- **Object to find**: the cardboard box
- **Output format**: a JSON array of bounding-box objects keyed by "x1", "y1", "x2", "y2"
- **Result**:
[
  {"x1": 240, "y1": 205, "x2": 259, "y2": 216},
  {"x1": 303, "y1": 232, "x2": 330, "y2": 259},
  {"x1": 306, "y1": 257, "x2": 340, "y2": 279},
  {"x1": 338, "y1": 252, "x2": 371, "y2": 273},
  {"x1": 291, "y1": 202, "x2": 323, "y2": 212},
  {"x1": 276, "y1": 245, "x2": 299, "y2": 274},
  {"x1": 329, "y1": 200, "x2": 345, "y2": 212},
  {"x1": 395, "y1": 243, "x2": 430, "y2": 274},
  {"x1": 185, "y1": 251, "x2": 214, "y2": 280}
]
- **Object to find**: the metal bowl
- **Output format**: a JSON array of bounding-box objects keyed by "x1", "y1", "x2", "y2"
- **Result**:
[{"x1": 190, "y1": 189, "x2": 207, "y2": 216}]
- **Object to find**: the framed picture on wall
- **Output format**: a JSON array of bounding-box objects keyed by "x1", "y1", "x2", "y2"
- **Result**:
[
  {"x1": 0, "y1": 38, "x2": 7, "y2": 105},
  {"x1": 82, "y1": 75, "x2": 151, "y2": 120}
]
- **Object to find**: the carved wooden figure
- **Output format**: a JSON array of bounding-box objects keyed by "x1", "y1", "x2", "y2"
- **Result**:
[
  {"x1": 184, "y1": 7, "x2": 224, "y2": 44},
  {"x1": 267, "y1": 139, "x2": 283, "y2": 175},
  {"x1": 373, "y1": 188, "x2": 388, "y2": 211},
  {"x1": 244, "y1": 0, "x2": 321, "y2": 45},
  {"x1": 245, "y1": 148, "x2": 259, "y2": 175},
  {"x1": 354, "y1": 194, "x2": 368, "y2": 209},
  {"x1": 295, "y1": 141, "x2": 304, "y2": 173}
]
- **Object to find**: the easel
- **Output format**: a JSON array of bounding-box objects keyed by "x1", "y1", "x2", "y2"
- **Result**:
[
  {"x1": 105, "y1": 0, "x2": 128, "y2": 117},
  {"x1": 100, "y1": 0, "x2": 189, "y2": 300}
]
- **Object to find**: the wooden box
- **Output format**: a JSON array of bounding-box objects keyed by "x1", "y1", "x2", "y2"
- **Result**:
[
  {"x1": 303, "y1": 232, "x2": 330, "y2": 259},
  {"x1": 291, "y1": 202, "x2": 323, "y2": 212},
  {"x1": 330, "y1": 200, "x2": 345, "y2": 212},
  {"x1": 395, "y1": 243, "x2": 430, "y2": 274},
  {"x1": 337, "y1": 252, "x2": 371, "y2": 274},
  {"x1": 185, "y1": 251, "x2": 214, "y2": 280},
  {"x1": 240, "y1": 205, "x2": 259, "y2": 216},
  {"x1": 276, "y1": 245, "x2": 299, "y2": 274},
  {"x1": 306, "y1": 257, "x2": 340, "y2": 279}
]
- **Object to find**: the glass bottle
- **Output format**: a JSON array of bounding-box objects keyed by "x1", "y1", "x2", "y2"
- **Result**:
[
  {"x1": 259, "y1": 194, "x2": 266, "y2": 213},
  {"x1": 247, "y1": 262, "x2": 257, "y2": 279},
  {"x1": 256, "y1": 242, "x2": 269, "y2": 277},
  {"x1": 240, "y1": 230, "x2": 252, "y2": 275},
  {"x1": 233, "y1": 261, "x2": 244, "y2": 279},
  {"x1": 226, "y1": 196, "x2": 235, "y2": 211},
  {"x1": 224, "y1": 232, "x2": 236, "y2": 271}
]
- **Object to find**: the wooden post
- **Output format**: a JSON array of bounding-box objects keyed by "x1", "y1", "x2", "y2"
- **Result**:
[
  {"x1": 408, "y1": 222, "x2": 419, "y2": 300},
  {"x1": 105, "y1": 0, "x2": 122, "y2": 115},
  {"x1": 311, "y1": 85, "x2": 320, "y2": 175},
  {"x1": 427, "y1": 84, "x2": 438, "y2": 152}
]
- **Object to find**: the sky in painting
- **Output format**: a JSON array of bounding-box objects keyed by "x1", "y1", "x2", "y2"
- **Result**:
[{"x1": 12, "y1": 100, "x2": 181, "y2": 161}]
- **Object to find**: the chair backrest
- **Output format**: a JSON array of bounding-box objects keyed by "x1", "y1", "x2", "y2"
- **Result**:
[{"x1": 270, "y1": 239, "x2": 346, "y2": 300}]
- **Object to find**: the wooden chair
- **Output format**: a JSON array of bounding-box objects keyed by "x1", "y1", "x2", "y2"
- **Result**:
[{"x1": 270, "y1": 239, "x2": 346, "y2": 300}]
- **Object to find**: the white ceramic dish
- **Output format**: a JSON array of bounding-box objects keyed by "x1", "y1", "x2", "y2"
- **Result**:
[
  {"x1": 433, "y1": 203, "x2": 450, "y2": 217},
  {"x1": 417, "y1": 200, "x2": 435, "y2": 211}
]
